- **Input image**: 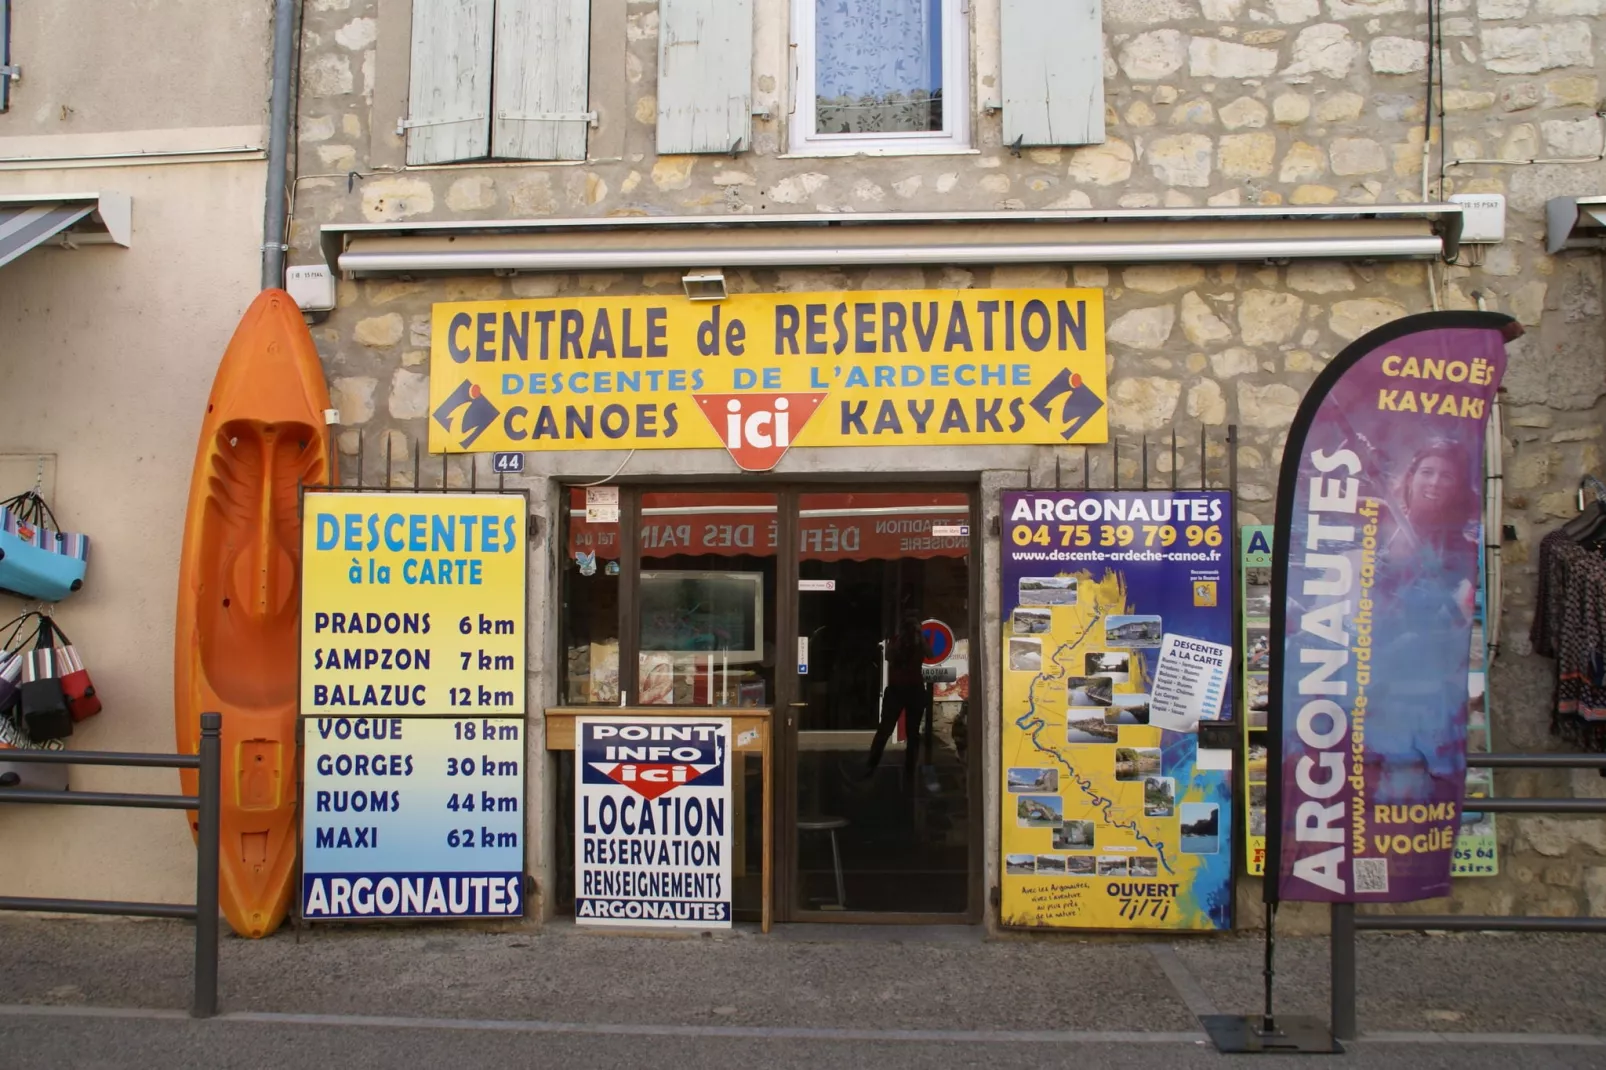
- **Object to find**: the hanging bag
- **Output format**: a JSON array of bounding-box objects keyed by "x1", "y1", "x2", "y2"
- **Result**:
[
  {"x1": 45, "y1": 616, "x2": 100, "y2": 723},
  {"x1": 18, "y1": 617, "x2": 72, "y2": 742},
  {"x1": 0, "y1": 491, "x2": 89, "y2": 603},
  {"x1": 0, "y1": 707, "x2": 69, "y2": 791},
  {"x1": 0, "y1": 611, "x2": 34, "y2": 721}
]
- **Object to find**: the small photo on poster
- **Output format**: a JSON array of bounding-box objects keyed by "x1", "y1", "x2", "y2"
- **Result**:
[
  {"x1": 1017, "y1": 794, "x2": 1063, "y2": 828},
  {"x1": 1019, "y1": 576, "x2": 1078, "y2": 606},
  {"x1": 1250, "y1": 806, "x2": 1267, "y2": 836},
  {"x1": 1249, "y1": 782, "x2": 1267, "y2": 813},
  {"x1": 1084, "y1": 651, "x2": 1131, "y2": 681},
  {"x1": 1053, "y1": 820, "x2": 1097, "y2": 850},
  {"x1": 1067, "y1": 714, "x2": 1118, "y2": 744},
  {"x1": 1143, "y1": 776, "x2": 1176, "y2": 817},
  {"x1": 1036, "y1": 854, "x2": 1068, "y2": 874},
  {"x1": 1247, "y1": 628, "x2": 1271, "y2": 671},
  {"x1": 1246, "y1": 673, "x2": 1269, "y2": 724},
  {"x1": 1245, "y1": 585, "x2": 1272, "y2": 619},
  {"x1": 1461, "y1": 769, "x2": 1495, "y2": 835},
  {"x1": 1005, "y1": 853, "x2": 1037, "y2": 875},
  {"x1": 1105, "y1": 614, "x2": 1163, "y2": 647},
  {"x1": 1130, "y1": 856, "x2": 1159, "y2": 877},
  {"x1": 1115, "y1": 746, "x2": 1160, "y2": 781},
  {"x1": 1181, "y1": 803, "x2": 1221, "y2": 854},
  {"x1": 1067, "y1": 676, "x2": 1114, "y2": 706},
  {"x1": 1066, "y1": 854, "x2": 1098, "y2": 875},
  {"x1": 1097, "y1": 856, "x2": 1130, "y2": 876},
  {"x1": 1008, "y1": 767, "x2": 1059, "y2": 793},
  {"x1": 1009, "y1": 637, "x2": 1043, "y2": 672},
  {"x1": 1247, "y1": 744, "x2": 1267, "y2": 784},
  {"x1": 1468, "y1": 672, "x2": 1487, "y2": 729},
  {"x1": 1245, "y1": 566, "x2": 1272, "y2": 587},
  {"x1": 1013, "y1": 608, "x2": 1053, "y2": 635},
  {"x1": 1105, "y1": 693, "x2": 1151, "y2": 726}
]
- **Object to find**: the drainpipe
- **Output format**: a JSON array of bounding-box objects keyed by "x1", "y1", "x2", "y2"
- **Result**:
[{"x1": 261, "y1": 0, "x2": 299, "y2": 290}]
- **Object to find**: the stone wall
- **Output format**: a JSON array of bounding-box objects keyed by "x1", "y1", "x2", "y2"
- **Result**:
[{"x1": 291, "y1": 0, "x2": 1606, "y2": 926}]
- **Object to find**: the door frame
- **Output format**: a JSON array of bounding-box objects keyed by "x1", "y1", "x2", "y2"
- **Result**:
[
  {"x1": 588, "y1": 478, "x2": 985, "y2": 925},
  {"x1": 771, "y1": 481, "x2": 984, "y2": 925}
]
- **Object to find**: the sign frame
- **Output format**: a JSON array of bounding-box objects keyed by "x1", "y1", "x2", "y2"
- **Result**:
[
  {"x1": 999, "y1": 488, "x2": 1236, "y2": 932},
  {"x1": 574, "y1": 713, "x2": 734, "y2": 928},
  {"x1": 296, "y1": 485, "x2": 532, "y2": 923}
]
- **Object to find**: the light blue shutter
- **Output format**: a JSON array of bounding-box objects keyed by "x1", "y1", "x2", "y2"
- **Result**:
[
  {"x1": 0, "y1": 0, "x2": 13, "y2": 114},
  {"x1": 405, "y1": 0, "x2": 495, "y2": 164},
  {"x1": 656, "y1": 0, "x2": 753, "y2": 155},
  {"x1": 1001, "y1": 0, "x2": 1105, "y2": 147},
  {"x1": 492, "y1": 0, "x2": 592, "y2": 161}
]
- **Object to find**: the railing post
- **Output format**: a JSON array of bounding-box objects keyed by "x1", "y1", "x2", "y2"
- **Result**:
[
  {"x1": 1331, "y1": 902, "x2": 1357, "y2": 1041},
  {"x1": 193, "y1": 711, "x2": 222, "y2": 1019}
]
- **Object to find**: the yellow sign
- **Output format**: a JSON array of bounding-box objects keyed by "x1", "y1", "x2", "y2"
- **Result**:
[
  {"x1": 300, "y1": 491, "x2": 526, "y2": 716},
  {"x1": 428, "y1": 289, "x2": 1108, "y2": 461}
]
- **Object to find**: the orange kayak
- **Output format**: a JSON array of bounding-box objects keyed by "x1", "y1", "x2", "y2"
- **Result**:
[{"x1": 175, "y1": 289, "x2": 334, "y2": 938}]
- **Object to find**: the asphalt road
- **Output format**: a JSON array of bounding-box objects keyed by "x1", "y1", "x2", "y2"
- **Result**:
[{"x1": 3, "y1": 918, "x2": 1605, "y2": 1068}]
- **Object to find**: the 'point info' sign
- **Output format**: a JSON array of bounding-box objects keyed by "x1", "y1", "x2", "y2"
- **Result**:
[{"x1": 575, "y1": 716, "x2": 732, "y2": 927}]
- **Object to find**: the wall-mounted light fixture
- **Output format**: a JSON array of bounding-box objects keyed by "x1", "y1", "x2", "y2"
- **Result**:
[{"x1": 682, "y1": 270, "x2": 727, "y2": 301}]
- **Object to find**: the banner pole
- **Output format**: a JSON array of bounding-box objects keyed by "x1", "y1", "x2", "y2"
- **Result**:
[{"x1": 1331, "y1": 903, "x2": 1357, "y2": 1040}]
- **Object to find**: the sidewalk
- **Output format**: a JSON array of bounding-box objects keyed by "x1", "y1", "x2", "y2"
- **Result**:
[{"x1": 2, "y1": 917, "x2": 1605, "y2": 1066}]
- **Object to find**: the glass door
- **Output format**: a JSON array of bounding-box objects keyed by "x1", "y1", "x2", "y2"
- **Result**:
[{"x1": 788, "y1": 490, "x2": 975, "y2": 917}]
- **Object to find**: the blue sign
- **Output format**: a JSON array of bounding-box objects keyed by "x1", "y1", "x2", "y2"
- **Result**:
[{"x1": 492, "y1": 451, "x2": 525, "y2": 473}]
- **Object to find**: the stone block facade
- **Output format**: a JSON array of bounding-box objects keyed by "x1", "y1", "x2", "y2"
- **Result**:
[{"x1": 290, "y1": 0, "x2": 1606, "y2": 929}]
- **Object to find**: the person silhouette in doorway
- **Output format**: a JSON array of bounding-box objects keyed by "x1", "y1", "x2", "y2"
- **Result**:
[{"x1": 863, "y1": 616, "x2": 932, "y2": 785}]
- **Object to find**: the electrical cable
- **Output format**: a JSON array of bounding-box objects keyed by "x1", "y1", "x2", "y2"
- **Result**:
[{"x1": 574, "y1": 450, "x2": 637, "y2": 488}]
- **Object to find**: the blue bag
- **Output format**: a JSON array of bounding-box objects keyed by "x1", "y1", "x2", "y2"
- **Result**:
[{"x1": 0, "y1": 493, "x2": 88, "y2": 603}]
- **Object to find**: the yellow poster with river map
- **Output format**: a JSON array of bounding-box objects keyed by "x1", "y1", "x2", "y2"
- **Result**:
[{"x1": 1001, "y1": 490, "x2": 1234, "y2": 931}]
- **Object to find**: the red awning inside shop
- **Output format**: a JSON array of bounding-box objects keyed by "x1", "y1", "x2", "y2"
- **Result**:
[{"x1": 568, "y1": 493, "x2": 971, "y2": 563}]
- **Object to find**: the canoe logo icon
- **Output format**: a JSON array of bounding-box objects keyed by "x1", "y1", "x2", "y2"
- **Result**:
[
  {"x1": 1028, "y1": 369, "x2": 1104, "y2": 440},
  {"x1": 433, "y1": 380, "x2": 501, "y2": 448}
]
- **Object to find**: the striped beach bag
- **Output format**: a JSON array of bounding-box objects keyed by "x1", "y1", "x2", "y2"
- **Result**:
[{"x1": 0, "y1": 491, "x2": 89, "y2": 603}]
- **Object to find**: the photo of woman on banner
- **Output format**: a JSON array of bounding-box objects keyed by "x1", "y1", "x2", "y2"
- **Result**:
[{"x1": 1368, "y1": 435, "x2": 1482, "y2": 801}]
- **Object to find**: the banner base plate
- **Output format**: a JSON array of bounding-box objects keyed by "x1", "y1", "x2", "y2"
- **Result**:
[{"x1": 1200, "y1": 1015, "x2": 1342, "y2": 1054}]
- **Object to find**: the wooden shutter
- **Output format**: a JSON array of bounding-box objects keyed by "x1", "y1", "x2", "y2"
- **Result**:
[
  {"x1": 1001, "y1": 0, "x2": 1105, "y2": 148},
  {"x1": 0, "y1": 0, "x2": 12, "y2": 114},
  {"x1": 404, "y1": 0, "x2": 495, "y2": 164},
  {"x1": 656, "y1": 0, "x2": 753, "y2": 155},
  {"x1": 492, "y1": 0, "x2": 592, "y2": 162}
]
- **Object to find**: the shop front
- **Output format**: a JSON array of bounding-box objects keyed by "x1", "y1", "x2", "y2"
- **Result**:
[{"x1": 301, "y1": 207, "x2": 1466, "y2": 935}]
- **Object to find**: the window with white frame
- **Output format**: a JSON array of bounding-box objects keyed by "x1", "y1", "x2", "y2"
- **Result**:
[{"x1": 790, "y1": 0, "x2": 969, "y2": 155}]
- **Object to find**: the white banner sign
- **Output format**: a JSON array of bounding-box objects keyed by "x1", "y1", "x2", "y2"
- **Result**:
[
  {"x1": 575, "y1": 715, "x2": 732, "y2": 928},
  {"x1": 1147, "y1": 633, "x2": 1231, "y2": 733}
]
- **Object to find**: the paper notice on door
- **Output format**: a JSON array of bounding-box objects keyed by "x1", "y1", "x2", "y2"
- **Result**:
[
  {"x1": 585, "y1": 486, "x2": 620, "y2": 523},
  {"x1": 1147, "y1": 633, "x2": 1231, "y2": 733},
  {"x1": 797, "y1": 636, "x2": 809, "y2": 675}
]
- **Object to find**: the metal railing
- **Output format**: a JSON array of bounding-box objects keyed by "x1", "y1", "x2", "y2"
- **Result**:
[
  {"x1": 0, "y1": 711, "x2": 221, "y2": 1017},
  {"x1": 1330, "y1": 751, "x2": 1606, "y2": 1040}
]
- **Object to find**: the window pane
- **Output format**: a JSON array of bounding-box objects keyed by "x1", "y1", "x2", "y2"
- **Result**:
[
  {"x1": 638, "y1": 492, "x2": 778, "y2": 708},
  {"x1": 562, "y1": 487, "x2": 621, "y2": 704},
  {"x1": 793, "y1": 491, "x2": 971, "y2": 914},
  {"x1": 815, "y1": 0, "x2": 944, "y2": 134}
]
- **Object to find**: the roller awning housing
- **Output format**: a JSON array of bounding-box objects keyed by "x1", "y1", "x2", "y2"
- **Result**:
[
  {"x1": 320, "y1": 204, "x2": 1466, "y2": 278},
  {"x1": 0, "y1": 192, "x2": 131, "y2": 269},
  {"x1": 1546, "y1": 195, "x2": 1606, "y2": 254}
]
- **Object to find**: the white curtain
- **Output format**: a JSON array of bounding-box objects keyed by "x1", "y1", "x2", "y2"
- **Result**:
[{"x1": 814, "y1": 0, "x2": 941, "y2": 134}]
